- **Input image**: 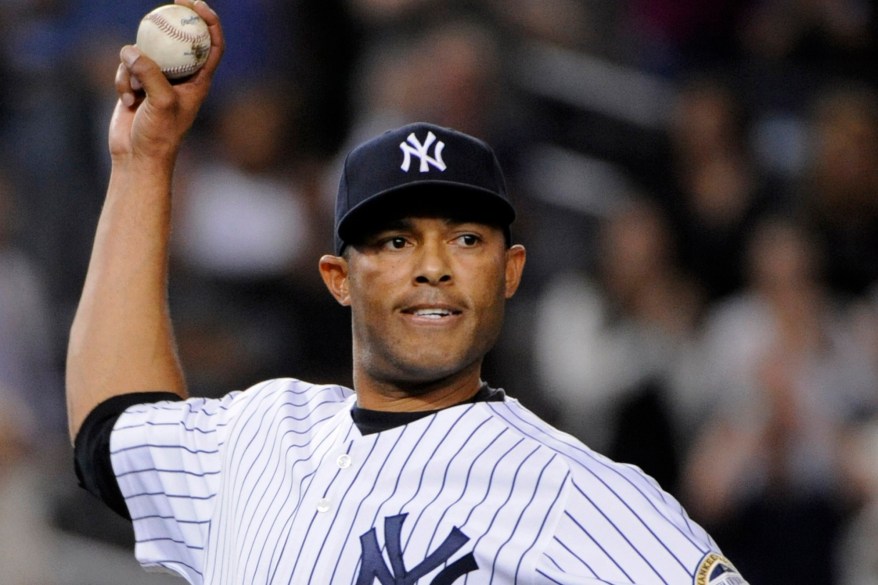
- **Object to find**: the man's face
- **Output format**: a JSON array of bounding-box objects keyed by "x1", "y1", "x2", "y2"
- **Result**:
[{"x1": 322, "y1": 215, "x2": 525, "y2": 390}]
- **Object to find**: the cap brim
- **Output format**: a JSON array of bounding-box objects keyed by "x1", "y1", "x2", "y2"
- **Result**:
[{"x1": 337, "y1": 182, "x2": 515, "y2": 252}]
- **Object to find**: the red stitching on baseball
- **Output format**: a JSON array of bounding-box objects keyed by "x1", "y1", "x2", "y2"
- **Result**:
[{"x1": 147, "y1": 13, "x2": 209, "y2": 46}]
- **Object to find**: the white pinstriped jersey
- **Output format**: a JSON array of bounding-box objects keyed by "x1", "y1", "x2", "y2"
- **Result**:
[{"x1": 110, "y1": 379, "x2": 745, "y2": 584}]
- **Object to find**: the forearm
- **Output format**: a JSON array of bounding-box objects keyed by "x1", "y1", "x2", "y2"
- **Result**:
[
  {"x1": 66, "y1": 158, "x2": 186, "y2": 442},
  {"x1": 65, "y1": 0, "x2": 222, "y2": 443}
]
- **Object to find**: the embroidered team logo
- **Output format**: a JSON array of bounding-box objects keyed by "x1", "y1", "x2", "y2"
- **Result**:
[
  {"x1": 695, "y1": 553, "x2": 749, "y2": 585},
  {"x1": 400, "y1": 131, "x2": 447, "y2": 173},
  {"x1": 356, "y1": 513, "x2": 478, "y2": 584}
]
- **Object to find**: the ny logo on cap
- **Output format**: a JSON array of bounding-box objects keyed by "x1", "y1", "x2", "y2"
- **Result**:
[{"x1": 400, "y1": 131, "x2": 447, "y2": 173}]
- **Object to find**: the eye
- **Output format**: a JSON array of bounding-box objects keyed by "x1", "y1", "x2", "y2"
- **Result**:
[
  {"x1": 456, "y1": 233, "x2": 481, "y2": 247},
  {"x1": 382, "y1": 236, "x2": 409, "y2": 250}
]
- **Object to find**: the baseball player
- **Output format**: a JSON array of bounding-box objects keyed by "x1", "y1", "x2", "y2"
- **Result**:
[{"x1": 67, "y1": 2, "x2": 748, "y2": 584}]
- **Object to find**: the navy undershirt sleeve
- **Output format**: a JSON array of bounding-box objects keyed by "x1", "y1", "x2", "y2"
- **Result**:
[{"x1": 73, "y1": 392, "x2": 183, "y2": 520}]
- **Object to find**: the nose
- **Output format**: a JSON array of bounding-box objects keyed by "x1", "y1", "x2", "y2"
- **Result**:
[{"x1": 413, "y1": 238, "x2": 452, "y2": 285}]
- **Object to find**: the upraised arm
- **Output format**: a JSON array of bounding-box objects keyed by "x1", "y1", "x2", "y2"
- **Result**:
[{"x1": 65, "y1": 0, "x2": 224, "y2": 442}]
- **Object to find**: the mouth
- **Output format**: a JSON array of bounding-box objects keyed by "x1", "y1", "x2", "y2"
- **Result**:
[{"x1": 401, "y1": 305, "x2": 463, "y2": 320}]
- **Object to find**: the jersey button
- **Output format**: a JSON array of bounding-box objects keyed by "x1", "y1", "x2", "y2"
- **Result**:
[
  {"x1": 337, "y1": 454, "x2": 352, "y2": 469},
  {"x1": 316, "y1": 498, "x2": 331, "y2": 513}
]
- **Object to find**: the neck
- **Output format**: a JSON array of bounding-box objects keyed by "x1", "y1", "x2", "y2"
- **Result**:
[{"x1": 352, "y1": 364, "x2": 484, "y2": 412}]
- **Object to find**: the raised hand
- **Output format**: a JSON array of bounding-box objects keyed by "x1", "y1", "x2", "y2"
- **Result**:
[{"x1": 109, "y1": 0, "x2": 224, "y2": 163}]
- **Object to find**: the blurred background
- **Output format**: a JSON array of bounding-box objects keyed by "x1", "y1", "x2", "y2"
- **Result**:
[{"x1": 1, "y1": 0, "x2": 878, "y2": 583}]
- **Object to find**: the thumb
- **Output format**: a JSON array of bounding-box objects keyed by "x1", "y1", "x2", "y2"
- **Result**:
[{"x1": 120, "y1": 45, "x2": 174, "y2": 104}]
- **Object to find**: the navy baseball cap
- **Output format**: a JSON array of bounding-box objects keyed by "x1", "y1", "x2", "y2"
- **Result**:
[{"x1": 334, "y1": 122, "x2": 516, "y2": 254}]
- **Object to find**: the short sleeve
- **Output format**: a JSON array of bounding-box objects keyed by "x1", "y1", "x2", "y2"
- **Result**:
[{"x1": 110, "y1": 393, "x2": 238, "y2": 583}]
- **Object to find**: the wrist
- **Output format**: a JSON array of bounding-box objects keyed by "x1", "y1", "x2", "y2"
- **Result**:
[
  {"x1": 110, "y1": 152, "x2": 177, "y2": 184},
  {"x1": 107, "y1": 156, "x2": 177, "y2": 207}
]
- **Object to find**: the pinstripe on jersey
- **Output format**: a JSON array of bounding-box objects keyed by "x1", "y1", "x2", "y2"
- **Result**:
[{"x1": 110, "y1": 378, "x2": 738, "y2": 584}]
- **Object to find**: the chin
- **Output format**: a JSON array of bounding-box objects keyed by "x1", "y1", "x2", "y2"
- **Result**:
[
  {"x1": 373, "y1": 348, "x2": 481, "y2": 388},
  {"x1": 387, "y1": 360, "x2": 468, "y2": 386}
]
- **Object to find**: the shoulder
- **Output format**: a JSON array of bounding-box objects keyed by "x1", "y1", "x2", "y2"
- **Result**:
[
  {"x1": 484, "y1": 398, "x2": 729, "y2": 578},
  {"x1": 116, "y1": 378, "x2": 354, "y2": 432},
  {"x1": 229, "y1": 378, "x2": 353, "y2": 407},
  {"x1": 200, "y1": 378, "x2": 355, "y2": 425}
]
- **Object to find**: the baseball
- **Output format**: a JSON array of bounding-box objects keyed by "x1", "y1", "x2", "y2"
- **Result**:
[{"x1": 136, "y1": 4, "x2": 210, "y2": 79}]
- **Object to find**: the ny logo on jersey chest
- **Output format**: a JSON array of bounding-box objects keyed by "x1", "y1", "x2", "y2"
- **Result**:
[
  {"x1": 400, "y1": 131, "x2": 447, "y2": 173},
  {"x1": 356, "y1": 513, "x2": 477, "y2": 585}
]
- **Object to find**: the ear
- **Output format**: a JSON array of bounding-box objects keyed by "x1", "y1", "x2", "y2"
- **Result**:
[
  {"x1": 503, "y1": 244, "x2": 526, "y2": 299},
  {"x1": 319, "y1": 254, "x2": 351, "y2": 306}
]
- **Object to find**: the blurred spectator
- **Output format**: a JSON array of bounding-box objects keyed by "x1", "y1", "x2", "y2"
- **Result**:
[
  {"x1": 801, "y1": 83, "x2": 878, "y2": 298},
  {"x1": 170, "y1": 79, "x2": 351, "y2": 395},
  {"x1": 174, "y1": 80, "x2": 318, "y2": 281},
  {"x1": 836, "y1": 283, "x2": 878, "y2": 585},
  {"x1": 533, "y1": 197, "x2": 705, "y2": 493},
  {"x1": 838, "y1": 419, "x2": 878, "y2": 585},
  {"x1": 0, "y1": 167, "x2": 64, "y2": 584},
  {"x1": 344, "y1": 9, "x2": 510, "y2": 143},
  {"x1": 0, "y1": 448, "x2": 58, "y2": 585},
  {"x1": 0, "y1": 170, "x2": 63, "y2": 437},
  {"x1": 412, "y1": 16, "x2": 506, "y2": 138},
  {"x1": 662, "y1": 75, "x2": 775, "y2": 301},
  {"x1": 683, "y1": 217, "x2": 877, "y2": 585}
]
